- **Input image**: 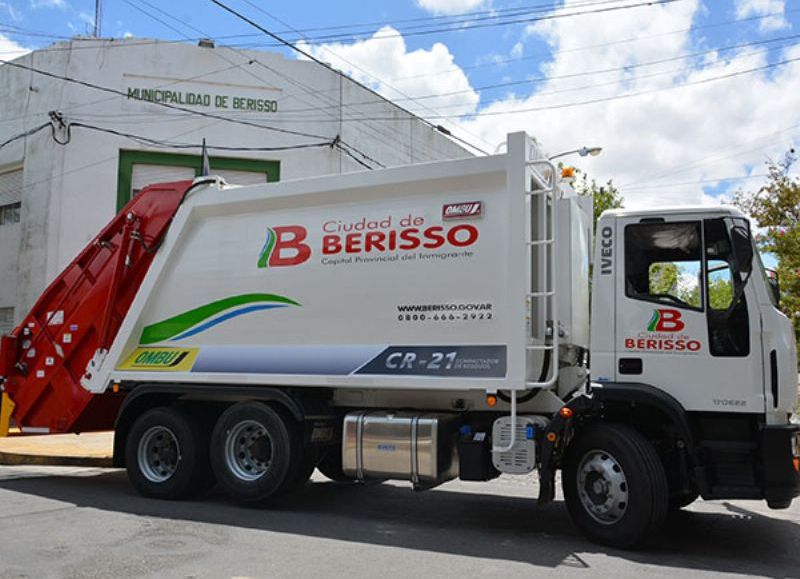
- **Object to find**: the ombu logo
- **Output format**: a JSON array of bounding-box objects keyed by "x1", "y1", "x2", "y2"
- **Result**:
[
  {"x1": 647, "y1": 309, "x2": 685, "y2": 332},
  {"x1": 258, "y1": 226, "x2": 312, "y2": 268},
  {"x1": 442, "y1": 202, "x2": 482, "y2": 220},
  {"x1": 118, "y1": 348, "x2": 199, "y2": 372}
]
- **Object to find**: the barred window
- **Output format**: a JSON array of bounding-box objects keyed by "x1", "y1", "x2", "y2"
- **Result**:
[
  {"x1": 0, "y1": 202, "x2": 20, "y2": 226},
  {"x1": 0, "y1": 307, "x2": 14, "y2": 336}
]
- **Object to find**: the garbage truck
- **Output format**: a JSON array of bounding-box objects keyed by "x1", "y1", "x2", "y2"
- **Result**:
[{"x1": 0, "y1": 132, "x2": 797, "y2": 548}]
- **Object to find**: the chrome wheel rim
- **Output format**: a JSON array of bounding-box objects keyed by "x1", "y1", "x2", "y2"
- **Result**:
[
  {"x1": 138, "y1": 426, "x2": 180, "y2": 483},
  {"x1": 225, "y1": 419, "x2": 272, "y2": 481},
  {"x1": 577, "y1": 449, "x2": 629, "y2": 525}
]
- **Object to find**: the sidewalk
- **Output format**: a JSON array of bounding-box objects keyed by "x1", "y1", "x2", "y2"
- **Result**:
[{"x1": 0, "y1": 431, "x2": 114, "y2": 467}]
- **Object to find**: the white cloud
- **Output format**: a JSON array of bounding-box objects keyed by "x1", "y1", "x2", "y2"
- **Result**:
[
  {"x1": 416, "y1": 0, "x2": 488, "y2": 16},
  {"x1": 298, "y1": 26, "x2": 479, "y2": 118},
  {"x1": 457, "y1": 0, "x2": 800, "y2": 209},
  {"x1": 29, "y1": 0, "x2": 67, "y2": 9},
  {"x1": 510, "y1": 41, "x2": 523, "y2": 58},
  {"x1": 0, "y1": 32, "x2": 30, "y2": 60},
  {"x1": 735, "y1": 0, "x2": 789, "y2": 32}
]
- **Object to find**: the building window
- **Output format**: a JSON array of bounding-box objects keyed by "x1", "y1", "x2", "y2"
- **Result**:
[
  {"x1": 117, "y1": 151, "x2": 280, "y2": 211},
  {"x1": 0, "y1": 202, "x2": 20, "y2": 226},
  {"x1": 0, "y1": 307, "x2": 14, "y2": 336}
]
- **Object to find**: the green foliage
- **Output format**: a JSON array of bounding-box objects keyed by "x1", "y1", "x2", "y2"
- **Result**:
[
  {"x1": 649, "y1": 262, "x2": 680, "y2": 295},
  {"x1": 734, "y1": 150, "x2": 800, "y2": 357},
  {"x1": 574, "y1": 171, "x2": 624, "y2": 232}
]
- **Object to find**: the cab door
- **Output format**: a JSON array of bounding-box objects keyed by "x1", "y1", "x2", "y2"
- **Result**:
[{"x1": 614, "y1": 215, "x2": 764, "y2": 413}]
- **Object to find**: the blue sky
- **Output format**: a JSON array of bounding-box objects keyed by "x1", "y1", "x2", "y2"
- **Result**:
[{"x1": 1, "y1": 0, "x2": 799, "y2": 213}]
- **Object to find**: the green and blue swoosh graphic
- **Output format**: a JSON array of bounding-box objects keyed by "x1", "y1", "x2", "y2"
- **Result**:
[
  {"x1": 140, "y1": 293, "x2": 300, "y2": 344},
  {"x1": 647, "y1": 310, "x2": 660, "y2": 332},
  {"x1": 257, "y1": 227, "x2": 276, "y2": 268}
]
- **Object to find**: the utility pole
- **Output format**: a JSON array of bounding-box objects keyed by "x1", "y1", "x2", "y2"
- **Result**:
[{"x1": 93, "y1": 0, "x2": 102, "y2": 37}]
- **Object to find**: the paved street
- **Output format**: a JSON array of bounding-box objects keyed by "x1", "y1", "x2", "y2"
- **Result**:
[{"x1": 0, "y1": 466, "x2": 798, "y2": 579}]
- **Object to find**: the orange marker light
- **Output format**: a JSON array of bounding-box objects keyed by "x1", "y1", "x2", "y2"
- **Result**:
[
  {"x1": 486, "y1": 394, "x2": 498, "y2": 407},
  {"x1": 794, "y1": 457, "x2": 799, "y2": 473},
  {"x1": 112, "y1": 383, "x2": 120, "y2": 393},
  {"x1": 559, "y1": 407, "x2": 574, "y2": 418},
  {"x1": 546, "y1": 432, "x2": 557, "y2": 442}
]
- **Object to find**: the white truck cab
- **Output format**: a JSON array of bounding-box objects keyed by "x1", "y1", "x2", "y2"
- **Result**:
[{"x1": 575, "y1": 206, "x2": 799, "y2": 508}]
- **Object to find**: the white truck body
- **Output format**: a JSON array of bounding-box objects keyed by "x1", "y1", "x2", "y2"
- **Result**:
[{"x1": 97, "y1": 133, "x2": 591, "y2": 396}]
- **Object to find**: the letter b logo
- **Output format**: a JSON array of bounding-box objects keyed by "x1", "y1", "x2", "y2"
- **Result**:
[
  {"x1": 648, "y1": 309, "x2": 685, "y2": 332},
  {"x1": 258, "y1": 225, "x2": 311, "y2": 268}
]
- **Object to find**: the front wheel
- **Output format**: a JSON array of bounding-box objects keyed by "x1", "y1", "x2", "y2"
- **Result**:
[{"x1": 563, "y1": 423, "x2": 668, "y2": 549}]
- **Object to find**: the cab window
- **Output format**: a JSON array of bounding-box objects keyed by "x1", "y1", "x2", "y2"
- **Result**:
[
  {"x1": 704, "y1": 218, "x2": 749, "y2": 357},
  {"x1": 625, "y1": 221, "x2": 703, "y2": 311}
]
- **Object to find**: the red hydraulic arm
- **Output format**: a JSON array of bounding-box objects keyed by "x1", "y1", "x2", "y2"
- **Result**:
[{"x1": 0, "y1": 180, "x2": 193, "y2": 434}]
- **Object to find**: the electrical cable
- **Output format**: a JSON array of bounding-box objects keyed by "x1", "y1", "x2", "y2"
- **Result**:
[
  {"x1": 240, "y1": 0, "x2": 491, "y2": 155},
  {"x1": 252, "y1": 0, "x2": 684, "y2": 46},
  {"x1": 210, "y1": 0, "x2": 490, "y2": 157},
  {"x1": 0, "y1": 57, "x2": 330, "y2": 141},
  {"x1": 122, "y1": 0, "x2": 427, "y2": 164},
  {"x1": 294, "y1": 55, "x2": 800, "y2": 121},
  {"x1": 0, "y1": 122, "x2": 50, "y2": 151},
  {"x1": 279, "y1": 32, "x2": 800, "y2": 113}
]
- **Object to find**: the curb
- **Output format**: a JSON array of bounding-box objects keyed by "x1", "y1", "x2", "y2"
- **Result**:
[{"x1": 0, "y1": 452, "x2": 113, "y2": 468}]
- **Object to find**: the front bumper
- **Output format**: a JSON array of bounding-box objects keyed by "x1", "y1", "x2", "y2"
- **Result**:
[{"x1": 761, "y1": 424, "x2": 800, "y2": 508}]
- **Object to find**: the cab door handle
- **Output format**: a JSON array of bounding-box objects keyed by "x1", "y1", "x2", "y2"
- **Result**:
[
  {"x1": 619, "y1": 358, "x2": 643, "y2": 375},
  {"x1": 770, "y1": 350, "x2": 779, "y2": 408}
]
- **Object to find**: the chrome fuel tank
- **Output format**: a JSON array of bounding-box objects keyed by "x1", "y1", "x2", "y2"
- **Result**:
[{"x1": 342, "y1": 411, "x2": 459, "y2": 485}]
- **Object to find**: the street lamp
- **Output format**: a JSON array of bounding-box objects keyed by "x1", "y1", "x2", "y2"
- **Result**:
[{"x1": 549, "y1": 146, "x2": 603, "y2": 160}]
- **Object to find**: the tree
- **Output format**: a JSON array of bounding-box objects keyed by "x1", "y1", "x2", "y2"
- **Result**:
[
  {"x1": 734, "y1": 150, "x2": 800, "y2": 358},
  {"x1": 573, "y1": 171, "x2": 624, "y2": 232}
]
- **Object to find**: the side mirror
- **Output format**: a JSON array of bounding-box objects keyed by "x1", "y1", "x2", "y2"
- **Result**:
[
  {"x1": 730, "y1": 226, "x2": 753, "y2": 274},
  {"x1": 766, "y1": 269, "x2": 781, "y2": 306}
]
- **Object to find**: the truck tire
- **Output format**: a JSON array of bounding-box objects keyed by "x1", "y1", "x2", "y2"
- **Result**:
[
  {"x1": 210, "y1": 402, "x2": 297, "y2": 502},
  {"x1": 317, "y1": 447, "x2": 354, "y2": 482},
  {"x1": 125, "y1": 406, "x2": 215, "y2": 500},
  {"x1": 277, "y1": 446, "x2": 318, "y2": 495},
  {"x1": 563, "y1": 423, "x2": 668, "y2": 549}
]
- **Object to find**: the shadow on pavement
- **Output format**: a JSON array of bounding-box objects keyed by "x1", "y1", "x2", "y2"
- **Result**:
[{"x1": 0, "y1": 470, "x2": 798, "y2": 575}]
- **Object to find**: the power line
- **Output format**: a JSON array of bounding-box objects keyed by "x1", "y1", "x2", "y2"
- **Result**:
[
  {"x1": 278, "y1": 32, "x2": 800, "y2": 114},
  {"x1": 120, "y1": 0, "x2": 400, "y2": 165},
  {"x1": 300, "y1": 55, "x2": 800, "y2": 121},
  {"x1": 66, "y1": 121, "x2": 338, "y2": 151},
  {"x1": 386, "y1": 7, "x2": 800, "y2": 82},
  {"x1": 237, "y1": 0, "x2": 491, "y2": 155},
  {"x1": 625, "y1": 173, "x2": 769, "y2": 191},
  {"x1": 0, "y1": 122, "x2": 50, "y2": 150},
  {"x1": 208, "y1": 0, "x2": 485, "y2": 158},
  {"x1": 0, "y1": 57, "x2": 330, "y2": 140},
  {"x1": 253, "y1": 0, "x2": 684, "y2": 46},
  {"x1": 619, "y1": 123, "x2": 800, "y2": 188}
]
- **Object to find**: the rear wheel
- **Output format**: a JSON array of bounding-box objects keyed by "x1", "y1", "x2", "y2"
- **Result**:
[
  {"x1": 210, "y1": 402, "x2": 298, "y2": 502},
  {"x1": 125, "y1": 406, "x2": 215, "y2": 499},
  {"x1": 563, "y1": 423, "x2": 668, "y2": 549}
]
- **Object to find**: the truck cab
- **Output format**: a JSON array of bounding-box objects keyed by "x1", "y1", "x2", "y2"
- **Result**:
[{"x1": 586, "y1": 206, "x2": 799, "y2": 508}]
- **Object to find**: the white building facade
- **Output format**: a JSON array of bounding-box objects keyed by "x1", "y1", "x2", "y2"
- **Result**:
[{"x1": 0, "y1": 38, "x2": 470, "y2": 332}]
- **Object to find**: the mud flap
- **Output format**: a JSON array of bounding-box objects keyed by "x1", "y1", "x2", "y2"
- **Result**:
[{"x1": 0, "y1": 392, "x2": 15, "y2": 437}]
